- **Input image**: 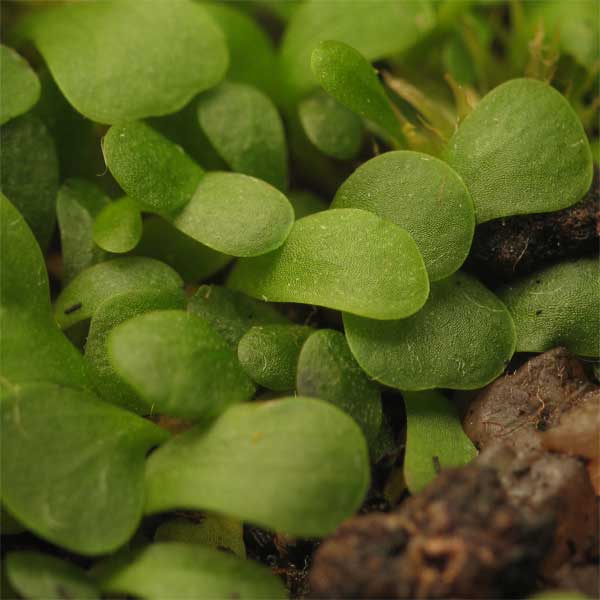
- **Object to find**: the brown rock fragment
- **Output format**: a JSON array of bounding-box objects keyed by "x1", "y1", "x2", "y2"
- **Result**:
[{"x1": 310, "y1": 466, "x2": 554, "y2": 599}]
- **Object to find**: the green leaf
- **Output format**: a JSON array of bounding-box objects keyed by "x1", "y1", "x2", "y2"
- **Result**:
[
  {"x1": 85, "y1": 290, "x2": 186, "y2": 413},
  {"x1": 403, "y1": 390, "x2": 477, "y2": 493},
  {"x1": 134, "y1": 216, "x2": 232, "y2": 284},
  {"x1": 288, "y1": 189, "x2": 327, "y2": 219},
  {"x1": 296, "y1": 329, "x2": 382, "y2": 448},
  {"x1": 20, "y1": 0, "x2": 228, "y2": 124},
  {"x1": 54, "y1": 257, "x2": 183, "y2": 330},
  {"x1": 0, "y1": 194, "x2": 88, "y2": 390},
  {"x1": 278, "y1": 0, "x2": 435, "y2": 102},
  {"x1": 155, "y1": 515, "x2": 245, "y2": 558},
  {"x1": 333, "y1": 151, "x2": 475, "y2": 281},
  {"x1": 298, "y1": 90, "x2": 363, "y2": 160},
  {"x1": 172, "y1": 172, "x2": 294, "y2": 257},
  {"x1": 145, "y1": 397, "x2": 370, "y2": 536},
  {"x1": 93, "y1": 197, "x2": 142, "y2": 254},
  {"x1": 203, "y1": 3, "x2": 277, "y2": 96},
  {"x1": 188, "y1": 285, "x2": 288, "y2": 349},
  {"x1": 447, "y1": 78, "x2": 593, "y2": 223},
  {"x1": 0, "y1": 383, "x2": 168, "y2": 554},
  {"x1": 499, "y1": 258, "x2": 599, "y2": 357},
  {"x1": 103, "y1": 121, "x2": 204, "y2": 214},
  {"x1": 311, "y1": 40, "x2": 404, "y2": 145},
  {"x1": 197, "y1": 82, "x2": 288, "y2": 190},
  {"x1": 108, "y1": 310, "x2": 255, "y2": 420},
  {"x1": 5, "y1": 552, "x2": 99, "y2": 600},
  {"x1": 1, "y1": 507, "x2": 25, "y2": 535},
  {"x1": 238, "y1": 325, "x2": 313, "y2": 391},
  {"x1": 0, "y1": 45, "x2": 40, "y2": 125},
  {"x1": 57, "y1": 179, "x2": 110, "y2": 285},
  {"x1": 228, "y1": 208, "x2": 429, "y2": 320},
  {"x1": 344, "y1": 271, "x2": 516, "y2": 390},
  {"x1": 0, "y1": 114, "x2": 59, "y2": 249},
  {"x1": 96, "y1": 543, "x2": 286, "y2": 600}
]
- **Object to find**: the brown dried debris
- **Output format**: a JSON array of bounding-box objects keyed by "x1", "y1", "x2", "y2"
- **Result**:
[
  {"x1": 310, "y1": 465, "x2": 554, "y2": 599},
  {"x1": 466, "y1": 166, "x2": 599, "y2": 284},
  {"x1": 463, "y1": 347, "x2": 598, "y2": 454}
]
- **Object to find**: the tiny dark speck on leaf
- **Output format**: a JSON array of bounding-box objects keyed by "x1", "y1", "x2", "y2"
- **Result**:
[
  {"x1": 535, "y1": 309, "x2": 543, "y2": 316},
  {"x1": 64, "y1": 302, "x2": 82, "y2": 315},
  {"x1": 432, "y1": 455, "x2": 441, "y2": 473}
]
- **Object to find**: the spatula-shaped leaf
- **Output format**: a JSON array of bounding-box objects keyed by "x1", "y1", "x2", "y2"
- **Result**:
[
  {"x1": 0, "y1": 114, "x2": 58, "y2": 249},
  {"x1": 447, "y1": 78, "x2": 593, "y2": 223},
  {"x1": 188, "y1": 285, "x2": 288, "y2": 349},
  {"x1": 54, "y1": 257, "x2": 183, "y2": 329},
  {"x1": 499, "y1": 258, "x2": 599, "y2": 357},
  {"x1": 145, "y1": 398, "x2": 370, "y2": 536},
  {"x1": 155, "y1": 515, "x2": 245, "y2": 558},
  {"x1": 238, "y1": 325, "x2": 313, "y2": 391},
  {"x1": 103, "y1": 121, "x2": 204, "y2": 214},
  {"x1": 0, "y1": 383, "x2": 169, "y2": 554},
  {"x1": 298, "y1": 90, "x2": 363, "y2": 160},
  {"x1": 96, "y1": 543, "x2": 286, "y2": 600},
  {"x1": 93, "y1": 197, "x2": 142, "y2": 254},
  {"x1": 19, "y1": 0, "x2": 228, "y2": 124},
  {"x1": 172, "y1": 172, "x2": 294, "y2": 257},
  {"x1": 134, "y1": 217, "x2": 232, "y2": 284},
  {"x1": 197, "y1": 82, "x2": 288, "y2": 190},
  {"x1": 1, "y1": 195, "x2": 88, "y2": 390},
  {"x1": 403, "y1": 390, "x2": 477, "y2": 493},
  {"x1": 203, "y1": 3, "x2": 277, "y2": 96},
  {"x1": 5, "y1": 552, "x2": 99, "y2": 600},
  {"x1": 278, "y1": 0, "x2": 435, "y2": 102},
  {"x1": 296, "y1": 329, "x2": 382, "y2": 448},
  {"x1": 311, "y1": 41, "x2": 404, "y2": 145},
  {"x1": 228, "y1": 208, "x2": 429, "y2": 320},
  {"x1": 333, "y1": 151, "x2": 475, "y2": 281},
  {"x1": 85, "y1": 290, "x2": 186, "y2": 413},
  {"x1": 56, "y1": 179, "x2": 109, "y2": 285},
  {"x1": 0, "y1": 45, "x2": 40, "y2": 125},
  {"x1": 344, "y1": 272, "x2": 516, "y2": 390},
  {"x1": 108, "y1": 310, "x2": 255, "y2": 420}
]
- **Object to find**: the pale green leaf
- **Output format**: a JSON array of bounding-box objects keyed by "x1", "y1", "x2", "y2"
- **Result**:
[
  {"x1": 145, "y1": 398, "x2": 370, "y2": 536},
  {"x1": 108, "y1": 310, "x2": 255, "y2": 419},
  {"x1": 172, "y1": 172, "x2": 294, "y2": 257},
  {"x1": 333, "y1": 151, "x2": 475, "y2": 281},
  {"x1": 197, "y1": 82, "x2": 288, "y2": 190},
  {"x1": 499, "y1": 258, "x2": 599, "y2": 357},
  {"x1": 238, "y1": 324, "x2": 313, "y2": 391},
  {"x1": 447, "y1": 78, "x2": 593, "y2": 223},
  {"x1": 93, "y1": 197, "x2": 142, "y2": 254},
  {"x1": 403, "y1": 390, "x2": 477, "y2": 493},
  {"x1": 344, "y1": 271, "x2": 516, "y2": 390},
  {"x1": 0, "y1": 383, "x2": 168, "y2": 554},
  {"x1": 20, "y1": 0, "x2": 228, "y2": 123},
  {"x1": 0, "y1": 45, "x2": 40, "y2": 125},
  {"x1": 97, "y1": 543, "x2": 286, "y2": 600},
  {"x1": 228, "y1": 208, "x2": 429, "y2": 320}
]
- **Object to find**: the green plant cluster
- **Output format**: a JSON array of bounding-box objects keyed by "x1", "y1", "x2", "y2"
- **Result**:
[{"x1": 1, "y1": 1, "x2": 598, "y2": 598}]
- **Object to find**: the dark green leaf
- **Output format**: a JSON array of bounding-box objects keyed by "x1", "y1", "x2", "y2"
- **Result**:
[
  {"x1": 20, "y1": 0, "x2": 228, "y2": 123},
  {"x1": 108, "y1": 310, "x2": 255, "y2": 419},
  {"x1": 333, "y1": 151, "x2": 475, "y2": 281},
  {"x1": 403, "y1": 390, "x2": 477, "y2": 493},
  {"x1": 197, "y1": 82, "x2": 288, "y2": 190},
  {"x1": 344, "y1": 272, "x2": 516, "y2": 390},
  {"x1": 0, "y1": 45, "x2": 40, "y2": 125},
  {"x1": 228, "y1": 208, "x2": 429, "y2": 320},
  {"x1": 288, "y1": 190, "x2": 327, "y2": 219},
  {"x1": 93, "y1": 197, "x2": 142, "y2": 254},
  {"x1": 238, "y1": 325, "x2": 313, "y2": 391},
  {"x1": 0, "y1": 383, "x2": 168, "y2": 554},
  {"x1": 447, "y1": 78, "x2": 593, "y2": 223},
  {"x1": 145, "y1": 398, "x2": 370, "y2": 536},
  {"x1": 0, "y1": 114, "x2": 59, "y2": 249}
]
